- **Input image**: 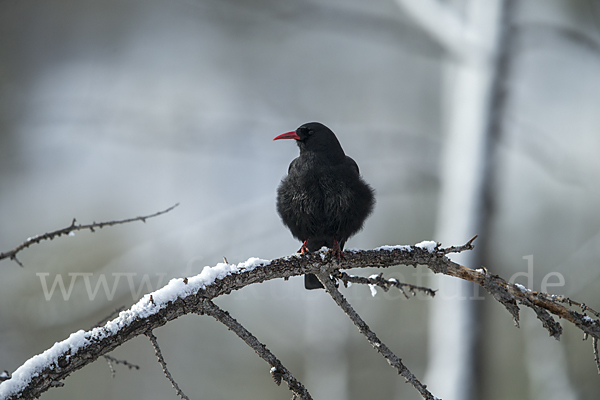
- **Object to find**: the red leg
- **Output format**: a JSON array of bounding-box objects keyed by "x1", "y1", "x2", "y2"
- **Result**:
[
  {"x1": 333, "y1": 238, "x2": 345, "y2": 260},
  {"x1": 297, "y1": 240, "x2": 309, "y2": 254}
]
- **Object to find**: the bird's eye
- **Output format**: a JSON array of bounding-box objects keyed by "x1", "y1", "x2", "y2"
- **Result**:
[{"x1": 308, "y1": 130, "x2": 314, "y2": 136}]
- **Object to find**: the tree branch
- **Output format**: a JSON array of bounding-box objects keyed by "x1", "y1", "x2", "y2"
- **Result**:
[
  {"x1": 146, "y1": 330, "x2": 190, "y2": 400},
  {"x1": 593, "y1": 337, "x2": 600, "y2": 375},
  {"x1": 438, "y1": 234, "x2": 478, "y2": 255},
  {"x1": 102, "y1": 355, "x2": 140, "y2": 378},
  {"x1": 315, "y1": 272, "x2": 437, "y2": 400},
  {"x1": 439, "y1": 263, "x2": 600, "y2": 338},
  {"x1": 200, "y1": 299, "x2": 312, "y2": 399},
  {"x1": 1, "y1": 239, "x2": 599, "y2": 400},
  {"x1": 0, "y1": 204, "x2": 179, "y2": 267},
  {"x1": 331, "y1": 270, "x2": 436, "y2": 298}
]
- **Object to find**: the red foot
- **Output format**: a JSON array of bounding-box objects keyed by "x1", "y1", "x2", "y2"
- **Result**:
[
  {"x1": 297, "y1": 240, "x2": 309, "y2": 255},
  {"x1": 333, "y1": 238, "x2": 344, "y2": 261}
]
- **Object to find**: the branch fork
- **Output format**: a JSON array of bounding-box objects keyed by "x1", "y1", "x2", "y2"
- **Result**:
[{"x1": 2, "y1": 232, "x2": 600, "y2": 400}]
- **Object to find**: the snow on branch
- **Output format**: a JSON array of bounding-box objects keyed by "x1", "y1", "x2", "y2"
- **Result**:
[
  {"x1": 1, "y1": 237, "x2": 600, "y2": 400},
  {"x1": 0, "y1": 204, "x2": 179, "y2": 267}
]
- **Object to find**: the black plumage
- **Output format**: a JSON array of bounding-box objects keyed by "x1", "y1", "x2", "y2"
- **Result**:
[{"x1": 273, "y1": 122, "x2": 375, "y2": 289}]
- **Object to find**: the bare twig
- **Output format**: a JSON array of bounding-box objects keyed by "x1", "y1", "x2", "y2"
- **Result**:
[
  {"x1": 104, "y1": 356, "x2": 116, "y2": 378},
  {"x1": 553, "y1": 295, "x2": 600, "y2": 319},
  {"x1": 436, "y1": 261, "x2": 600, "y2": 340},
  {"x1": 0, "y1": 204, "x2": 179, "y2": 267},
  {"x1": 200, "y1": 299, "x2": 312, "y2": 399},
  {"x1": 593, "y1": 336, "x2": 600, "y2": 375},
  {"x1": 102, "y1": 355, "x2": 140, "y2": 378},
  {"x1": 332, "y1": 270, "x2": 436, "y2": 298},
  {"x1": 146, "y1": 331, "x2": 190, "y2": 400},
  {"x1": 437, "y1": 234, "x2": 478, "y2": 255},
  {"x1": 315, "y1": 272, "x2": 437, "y2": 400}
]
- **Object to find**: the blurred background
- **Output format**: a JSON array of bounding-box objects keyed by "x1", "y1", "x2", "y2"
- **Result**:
[{"x1": 1, "y1": 0, "x2": 600, "y2": 399}]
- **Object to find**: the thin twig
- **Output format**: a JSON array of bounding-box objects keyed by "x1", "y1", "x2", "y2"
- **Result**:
[
  {"x1": 316, "y1": 272, "x2": 438, "y2": 400},
  {"x1": 200, "y1": 299, "x2": 312, "y2": 400},
  {"x1": 438, "y1": 234, "x2": 478, "y2": 255},
  {"x1": 552, "y1": 295, "x2": 600, "y2": 319},
  {"x1": 332, "y1": 271, "x2": 436, "y2": 298},
  {"x1": 102, "y1": 355, "x2": 140, "y2": 378},
  {"x1": 0, "y1": 204, "x2": 179, "y2": 267},
  {"x1": 146, "y1": 330, "x2": 190, "y2": 400},
  {"x1": 104, "y1": 356, "x2": 116, "y2": 378},
  {"x1": 441, "y1": 262, "x2": 600, "y2": 339},
  {"x1": 594, "y1": 337, "x2": 600, "y2": 375}
]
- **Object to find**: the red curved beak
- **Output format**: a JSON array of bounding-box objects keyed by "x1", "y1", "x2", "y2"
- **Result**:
[{"x1": 273, "y1": 130, "x2": 301, "y2": 141}]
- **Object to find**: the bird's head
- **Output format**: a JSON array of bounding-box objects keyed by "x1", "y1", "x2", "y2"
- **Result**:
[{"x1": 273, "y1": 122, "x2": 345, "y2": 162}]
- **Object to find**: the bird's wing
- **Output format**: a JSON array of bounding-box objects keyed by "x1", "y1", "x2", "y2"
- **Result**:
[
  {"x1": 345, "y1": 156, "x2": 360, "y2": 175},
  {"x1": 288, "y1": 157, "x2": 300, "y2": 174}
]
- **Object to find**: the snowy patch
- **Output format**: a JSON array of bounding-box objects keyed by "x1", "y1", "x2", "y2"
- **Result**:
[
  {"x1": 514, "y1": 283, "x2": 529, "y2": 293},
  {"x1": 0, "y1": 256, "x2": 271, "y2": 398},
  {"x1": 375, "y1": 241, "x2": 437, "y2": 253},
  {"x1": 583, "y1": 315, "x2": 595, "y2": 323},
  {"x1": 369, "y1": 285, "x2": 377, "y2": 297},
  {"x1": 368, "y1": 274, "x2": 379, "y2": 297},
  {"x1": 374, "y1": 244, "x2": 412, "y2": 252},
  {"x1": 0, "y1": 330, "x2": 90, "y2": 396},
  {"x1": 415, "y1": 240, "x2": 437, "y2": 253}
]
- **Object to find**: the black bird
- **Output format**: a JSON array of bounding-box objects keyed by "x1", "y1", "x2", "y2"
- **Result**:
[{"x1": 273, "y1": 122, "x2": 375, "y2": 289}]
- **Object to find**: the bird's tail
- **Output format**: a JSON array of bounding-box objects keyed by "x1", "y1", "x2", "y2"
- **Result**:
[{"x1": 304, "y1": 273, "x2": 324, "y2": 290}]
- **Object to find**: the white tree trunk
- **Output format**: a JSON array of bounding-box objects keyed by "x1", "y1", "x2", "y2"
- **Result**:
[{"x1": 397, "y1": 1, "x2": 504, "y2": 398}]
